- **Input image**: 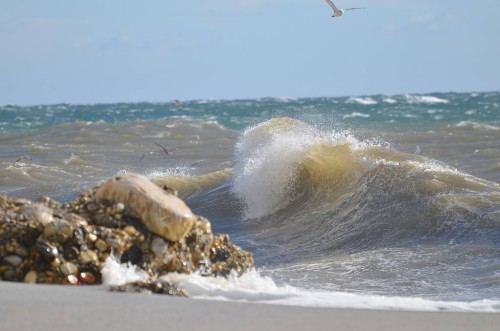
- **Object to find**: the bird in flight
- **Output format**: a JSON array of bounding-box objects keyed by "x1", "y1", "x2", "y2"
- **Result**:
[{"x1": 324, "y1": 0, "x2": 366, "y2": 17}]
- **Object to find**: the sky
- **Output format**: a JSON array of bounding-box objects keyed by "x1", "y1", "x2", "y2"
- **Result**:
[{"x1": 1, "y1": 0, "x2": 499, "y2": 105}]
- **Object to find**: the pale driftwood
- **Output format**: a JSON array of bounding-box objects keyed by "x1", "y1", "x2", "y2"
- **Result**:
[{"x1": 94, "y1": 173, "x2": 195, "y2": 242}]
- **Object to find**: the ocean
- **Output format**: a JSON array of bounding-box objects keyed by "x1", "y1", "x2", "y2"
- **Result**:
[{"x1": 1, "y1": 92, "x2": 500, "y2": 311}]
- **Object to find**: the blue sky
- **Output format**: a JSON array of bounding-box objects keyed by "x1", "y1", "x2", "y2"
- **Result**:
[{"x1": 1, "y1": 0, "x2": 499, "y2": 105}]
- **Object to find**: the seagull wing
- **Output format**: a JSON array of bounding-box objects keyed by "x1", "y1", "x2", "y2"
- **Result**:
[
  {"x1": 324, "y1": 0, "x2": 341, "y2": 14},
  {"x1": 345, "y1": 7, "x2": 366, "y2": 11}
]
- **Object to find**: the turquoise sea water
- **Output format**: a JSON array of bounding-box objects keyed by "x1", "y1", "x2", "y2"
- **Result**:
[{"x1": 1, "y1": 91, "x2": 499, "y2": 309}]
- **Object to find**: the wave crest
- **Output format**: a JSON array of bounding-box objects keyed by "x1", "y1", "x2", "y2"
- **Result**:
[{"x1": 231, "y1": 118, "x2": 500, "y2": 249}]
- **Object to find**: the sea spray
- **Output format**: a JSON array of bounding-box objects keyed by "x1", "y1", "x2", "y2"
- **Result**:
[{"x1": 101, "y1": 256, "x2": 149, "y2": 286}]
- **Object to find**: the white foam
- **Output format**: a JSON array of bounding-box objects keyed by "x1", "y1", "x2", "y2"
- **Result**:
[
  {"x1": 383, "y1": 97, "x2": 397, "y2": 104},
  {"x1": 405, "y1": 95, "x2": 449, "y2": 104},
  {"x1": 63, "y1": 153, "x2": 81, "y2": 165},
  {"x1": 100, "y1": 256, "x2": 150, "y2": 286},
  {"x1": 455, "y1": 121, "x2": 499, "y2": 131},
  {"x1": 98, "y1": 259, "x2": 500, "y2": 312},
  {"x1": 346, "y1": 97, "x2": 378, "y2": 105},
  {"x1": 232, "y1": 122, "x2": 317, "y2": 219},
  {"x1": 161, "y1": 270, "x2": 500, "y2": 312},
  {"x1": 146, "y1": 167, "x2": 191, "y2": 179},
  {"x1": 343, "y1": 112, "x2": 371, "y2": 119}
]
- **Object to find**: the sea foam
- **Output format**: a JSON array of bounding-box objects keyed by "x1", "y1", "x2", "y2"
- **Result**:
[{"x1": 101, "y1": 259, "x2": 500, "y2": 312}]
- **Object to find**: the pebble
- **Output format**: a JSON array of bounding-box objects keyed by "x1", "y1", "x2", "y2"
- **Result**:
[
  {"x1": 65, "y1": 274, "x2": 79, "y2": 285},
  {"x1": 124, "y1": 225, "x2": 137, "y2": 236},
  {"x1": 43, "y1": 219, "x2": 73, "y2": 241},
  {"x1": 115, "y1": 203, "x2": 125, "y2": 213},
  {"x1": 23, "y1": 204, "x2": 54, "y2": 225},
  {"x1": 94, "y1": 239, "x2": 108, "y2": 252},
  {"x1": 15, "y1": 246, "x2": 28, "y2": 258},
  {"x1": 60, "y1": 262, "x2": 78, "y2": 276},
  {"x1": 151, "y1": 237, "x2": 168, "y2": 257},
  {"x1": 105, "y1": 237, "x2": 123, "y2": 249},
  {"x1": 87, "y1": 233, "x2": 97, "y2": 242},
  {"x1": 35, "y1": 241, "x2": 59, "y2": 261},
  {"x1": 86, "y1": 203, "x2": 98, "y2": 213},
  {"x1": 79, "y1": 250, "x2": 98, "y2": 264},
  {"x1": 24, "y1": 271, "x2": 37, "y2": 284},
  {"x1": 78, "y1": 272, "x2": 96, "y2": 285},
  {"x1": 50, "y1": 258, "x2": 61, "y2": 268},
  {"x1": 3, "y1": 255, "x2": 23, "y2": 266}
]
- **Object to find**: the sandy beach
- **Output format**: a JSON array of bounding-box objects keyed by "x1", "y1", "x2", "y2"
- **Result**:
[{"x1": 1, "y1": 281, "x2": 499, "y2": 331}]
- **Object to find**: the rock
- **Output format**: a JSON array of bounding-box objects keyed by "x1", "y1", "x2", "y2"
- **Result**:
[
  {"x1": 43, "y1": 219, "x2": 73, "y2": 241},
  {"x1": 79, "y1": 250, "x2": 98, "y2": 264},
  {"x1": 115, "y1": 203, "x2": 125, "y2": 213},
  {"x1": 95, "y1": 239, "x2": 108, "y2": 252},
  {"x1": 65, "y1": 275, "x2": 79, "y2": 285},
  {"x1": 23, "y1": 204, "x2": 54, "y2": 225},
  {"x1": 60, "y1": 262, "x2": 78, "y2": 276},
  {"x1": 94, "y1": 173, "x2": 195, "y2": 242},
  {"x1": 24, "y1": 271, "x2": 37, "y2": 284},
  {"x1": 35, "y1": 241, "x2": 59, "y2": 262},
  {"x1": 78, "y1": 272, "x2": 95, "y2": 285},
  {"x1": 150, "y1": 237, "x2": 168, "y2": 257},
  {"x1": 3, "y1": 255, "x2": 23, "y2": 267}
]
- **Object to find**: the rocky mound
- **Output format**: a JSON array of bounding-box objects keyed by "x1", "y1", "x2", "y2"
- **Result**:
[{"x1": 0, "y1": 173, "x2": 253, "y2": 295}]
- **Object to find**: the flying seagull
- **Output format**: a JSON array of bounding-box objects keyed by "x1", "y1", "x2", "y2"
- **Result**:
[{"x1": 324, "y1": 0, "x2": 365, "y2": 17}]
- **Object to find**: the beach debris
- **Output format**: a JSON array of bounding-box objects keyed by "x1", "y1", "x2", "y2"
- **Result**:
[{"x1": 0, "y1": 173, "x2": 253, "y2": 296}]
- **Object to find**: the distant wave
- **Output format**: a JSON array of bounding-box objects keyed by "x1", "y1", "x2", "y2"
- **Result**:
[
  {"x1": 346, "y1": 97, "x2": 378, "y2": 105},
  {"x1": 453, "y1": 121, "x2": 500, "y2": 131},
  {"x1": 405, "y1": 95, "x2": 450, "y2": 104},
  {"x1": 152, "y1": 169, "x2": 233, "y2": 200},
  {"x1": 383, "y1": 97, "x2": 398, "y2": 104},
  {"x1": 343, "y1": 112, "x2": 371, "y2": 119}
]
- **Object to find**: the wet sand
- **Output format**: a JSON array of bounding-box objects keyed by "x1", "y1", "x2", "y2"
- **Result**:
[{"x1": 1, "y1": 281, "x2": 499, "y2": 331}]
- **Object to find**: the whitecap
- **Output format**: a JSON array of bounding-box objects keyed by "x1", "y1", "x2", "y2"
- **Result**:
[
  {"x1": 346, "y1": 97, "x2": 378, "y2": 105},
  {"x1": 455, "y1": 121, "x2": 499, "y2": 131},
  {"x1": 383, "y1": 97, "x2": 397, "y2": 104},
  {"x1": 405, "y1": 95, "x2": 449, "y2": 104},
  {"x1": 343, "y1": 112, "x2": 371, "y2": 119}
]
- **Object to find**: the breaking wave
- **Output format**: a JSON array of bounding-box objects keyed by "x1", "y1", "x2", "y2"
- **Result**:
[
  {"x1": 405, "y1": 95, "x2": 450, "y2": 104},
  {"x1": 230, "y1": 118, "x2": 500, "y2": 252},
  {"x1": 346, "y1": 97, "x2": 378, "y2": 105}
]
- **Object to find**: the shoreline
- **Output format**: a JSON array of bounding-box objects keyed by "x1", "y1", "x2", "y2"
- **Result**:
[{"x1": 1, "y1": 281, "x2": 499, "y2": 331}]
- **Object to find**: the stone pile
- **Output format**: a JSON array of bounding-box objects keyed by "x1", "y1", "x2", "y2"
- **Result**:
[{"x1": 0, "y1": 173, "x2": 253, "y2": 295}]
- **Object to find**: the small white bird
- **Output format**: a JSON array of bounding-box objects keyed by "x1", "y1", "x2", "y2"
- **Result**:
[{"x1": 324, "y1": 0, "x2": 365, "y2": 17}]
